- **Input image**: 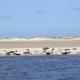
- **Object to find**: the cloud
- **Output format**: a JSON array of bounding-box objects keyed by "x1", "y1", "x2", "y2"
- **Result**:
[
  {"x1": 0, "y1": 16, "x2": 13, "y2": 19},
  {"x1": 74, "y1": 8, "x2": 80, "y2": 10},
  {"x1": 36, "y1": 10, "x2": 48, "y2": 14}
]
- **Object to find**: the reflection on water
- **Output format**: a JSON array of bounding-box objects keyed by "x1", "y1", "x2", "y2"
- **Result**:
[{"x1": 0, "y1": 55, "x2": 80, "y2": 80}]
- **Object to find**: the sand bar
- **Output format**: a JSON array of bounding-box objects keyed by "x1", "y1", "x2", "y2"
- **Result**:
[
  {"x1": 0, "y1": 39, "x2": 80, "y2": 48},
  {"x1": 0, "y1": 38, "x2": 80, "y2": 55}
]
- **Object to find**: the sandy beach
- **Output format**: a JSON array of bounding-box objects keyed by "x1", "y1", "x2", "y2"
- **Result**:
[
  {"x1": 0, "y1": 38, "x2": 80, "y2": 56},
  {"x1": 0, "y1": 39, "x2": 80, "y2": 48}
]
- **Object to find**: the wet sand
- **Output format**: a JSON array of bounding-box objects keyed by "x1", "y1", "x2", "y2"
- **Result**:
[{"x1": 0, "y1": 40, "x2": 80, "y2": 48}]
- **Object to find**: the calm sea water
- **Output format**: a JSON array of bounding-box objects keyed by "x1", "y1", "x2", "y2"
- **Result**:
[{"x1": 0, "y1": 55, "x2": 80, "y2": 80}]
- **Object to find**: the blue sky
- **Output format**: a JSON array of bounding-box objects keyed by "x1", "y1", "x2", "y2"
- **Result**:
[{"x1": 0, "y1": 0, "x2": 80, "y2": 37}]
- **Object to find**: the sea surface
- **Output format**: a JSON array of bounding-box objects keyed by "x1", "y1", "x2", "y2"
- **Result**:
[{"x1": 0, "y1": 55, "x2": 80, "y2": 80}]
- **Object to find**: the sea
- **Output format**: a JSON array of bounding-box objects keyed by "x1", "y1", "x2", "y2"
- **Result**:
[{"x1": 0, "y1": 55, "x2": 80, "y2": 80}]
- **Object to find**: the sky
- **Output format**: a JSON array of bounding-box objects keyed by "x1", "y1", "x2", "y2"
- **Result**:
[{"x1": 0, "y1": 0, "x2": 80, "y2": 37}]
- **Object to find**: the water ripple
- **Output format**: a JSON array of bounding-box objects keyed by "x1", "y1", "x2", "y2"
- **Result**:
[{"x1": 0, "y1": 55, "x2": 80, "y2": 80}]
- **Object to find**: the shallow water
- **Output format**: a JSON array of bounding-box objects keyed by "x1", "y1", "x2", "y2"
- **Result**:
[{"x1": 0, "y1": 55, "x2": 80, "y2": 80}]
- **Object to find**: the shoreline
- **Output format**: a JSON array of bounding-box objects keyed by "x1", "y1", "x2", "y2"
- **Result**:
[
  {"x1": 0, "y1": 38, "x2": 80, "y2": 56},
  {"x1": 0, "y1": 47, "x2": 80, "y2": 56}
]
